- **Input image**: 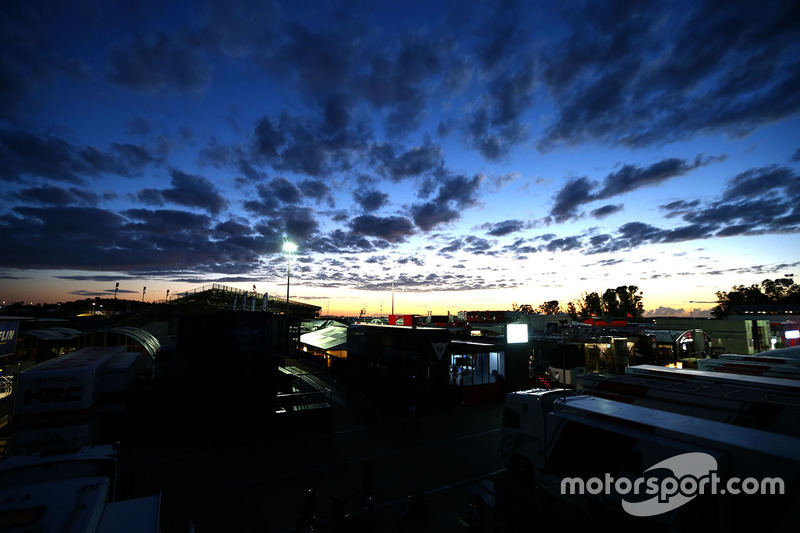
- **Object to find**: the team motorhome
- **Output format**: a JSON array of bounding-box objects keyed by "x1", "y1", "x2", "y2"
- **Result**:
[{"x1": 500, "y1": 389, "x2": 800, "y2": 529}]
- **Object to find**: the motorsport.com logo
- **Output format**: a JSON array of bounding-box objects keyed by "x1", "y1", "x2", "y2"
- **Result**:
[{"x1": 561, "y1": 452, "x2": 785, "y2": 517}]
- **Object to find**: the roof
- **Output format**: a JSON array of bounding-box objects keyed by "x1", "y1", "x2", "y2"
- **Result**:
[
  {"x1": 20, "y1": 327, "x2": 82, "y2": 341},
  {"x1": 97, "y1": 327, "x2": 161, "y2": 359},
  {"x1": 300, "y1": 323, "x2": 347, "y2": 351}
]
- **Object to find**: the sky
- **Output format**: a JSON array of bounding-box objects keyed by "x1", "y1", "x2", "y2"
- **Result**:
[{"x1": 1, "y1": 0, "x2": 799, "y2": 317}]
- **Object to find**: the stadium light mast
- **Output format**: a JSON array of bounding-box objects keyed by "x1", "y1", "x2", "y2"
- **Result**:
[{"x1": 284, "y1": 240, "x2": 297, "y2": 314}]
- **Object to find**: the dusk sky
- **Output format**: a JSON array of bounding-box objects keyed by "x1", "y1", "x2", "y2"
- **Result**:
[{"x1": 1, "y1": 0, "x2": 799, "y2": 316}]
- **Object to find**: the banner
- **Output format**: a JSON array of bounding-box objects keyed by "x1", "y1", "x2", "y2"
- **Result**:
[{"x1": 0, "y1": 320, "x2": 19, "y2": 358}]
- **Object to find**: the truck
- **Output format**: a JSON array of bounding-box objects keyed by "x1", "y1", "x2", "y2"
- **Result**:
[
  {"x1": 0, "y1": 444, "x2": 161, "y2": 532},
  {"x1": 625, "y1": 364, "x2": 800, "y2": 394},
  {"x1": 500, "y1": 389, "x2": 800, "y2": 530},
  {"x1": 8, "y1": 345, "x2": 146, "y2": 455},
  {"x1": 576, "y1": 369, "x2": 800, "y2": 437}
]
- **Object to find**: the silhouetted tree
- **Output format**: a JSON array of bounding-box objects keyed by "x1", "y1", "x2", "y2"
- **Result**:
[
  {"x1": 615, "y1": 285, "x2": 644, "y2": 321},
  {"x1": 512, "y1": 302, "x2": 535, "y2": 314},
  {"x1": 537, "y1": 300, "x2": 561, "y2": 314},
  {"x1": 575, "y1": 286, "x2": 643, "y2": 320},
  {"x1": 566, "y1": 302, "x2": 578, "y2": 321},
  {"x1": 712, "y1": 277, "x2": 800, "y2": 318},
  {"x1": 577, "y1": 291, "x2": 603, "y2": 318}
]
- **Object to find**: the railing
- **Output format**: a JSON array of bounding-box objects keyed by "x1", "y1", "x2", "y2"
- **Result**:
[
  {"x1": 170, "y1": 284, "x2": 321, "y2": 312},
  {"x1": 276, "y1": 389, "x2": 332, "y2": 412},
  {"x1": 0, "y1": 376, "x2": 12, "y2": 398}
]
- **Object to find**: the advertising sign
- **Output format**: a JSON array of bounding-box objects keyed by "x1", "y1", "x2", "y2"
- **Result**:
[{"x1": 0, "y1": 320, "x2": 19, "y2": 358}]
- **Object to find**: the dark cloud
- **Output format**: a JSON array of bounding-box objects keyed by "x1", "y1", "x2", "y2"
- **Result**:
[
  {"x1": 353, "y1": 188, "x2": 389, "y2": 212},
  {"x1": 596, "y1": 156, "x2": 717, "y2": 199},
  {"x1": 480, "y1": 219, "x2": 527, "y2": 237},
  {"x1": 409, "y1": 173, "x2": 484, "y2": 231},
  {"x1": 134, "y1": 170, "x2": 227, "y2": 214},
  {"x1": 0, "y1": 128, "x2": 161, "y2": 183},
  {"x1": 244, "y1": 177, "x2": 307, "y2": 215},
  {"x1": 659, "y1": 199, "x2": 701, "y2": 218},
  {"x1": 793, "y1": 148, "x2": 800, "y2": 162},
  {"x1": 550, "y1": 176, "x2": 596, "y2": 222},
  {"x1": 440, "y1": 239, "x2": 463, "y2": 254},
  {"x1": 433, "y1": 173, "x2": 483, "y2": 208},
  {"x1": 550, "y1": 156, "x2": 718, "y2": 221},
  {"x1": 538, "y1": 2, "x2": 800, "y2": 150},
  {"x1": 252, "y1": 108, "x2": 371, "y2": 178},
  {"x1": 266, "y1": 176, "x2": 302, "y2": 204},
  {"x1": 463, "y1": 235, "x2": 494, "y2": 254},
  {"x1": 590, "y1": 204, "x2": 623, "y2": 219},
  {"x1": 298, "y1": 179, "x2": 334, "y2": 207},
  {"x1": 721, "y1": 165, "x2": 798, "y2": 201},
  {"x1": 198, "y1": 0, "x2": 280, "y2": 58},
  {"x1": 160, "y1": 170, "x2": 228, "y2": 214},
  {"x1": 371, "y1": 143, "x2": 444, "y2": 182},
  {"x1": 349, "y1": 214, "x2": 415, "y2": 243},
  {"x1": 13, "y1": 185, "x2": 101, "y2": 206},
  {"x1": 410, "y1": 202, "x2": 459, "y2": 232},
  {"x1": 0, "y1": 2, "x2": 91, "y2": 113},
  {"x1": 305, "y1": 228, "x2": 377, "y2": 255},
  {"x1": 106, "y1": 32, "x2": 213, "y2": 96},
  {"x1": 543, "y1": 236, "x2": 583, "y2": 252}
]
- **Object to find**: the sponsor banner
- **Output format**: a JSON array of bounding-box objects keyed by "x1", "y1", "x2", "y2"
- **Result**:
[{"x1": 0, "y1": 320, "x2": 19, "y2": 357}]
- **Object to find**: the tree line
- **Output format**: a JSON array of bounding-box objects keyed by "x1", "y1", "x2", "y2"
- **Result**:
[
  {"x1": 513, "y1": 285, "x2": 645, "y2": 321},
  {"x1": 712, "y1": 277, "x2": 799, "y2": 318},
  {"x1": 515, "y1": 277, "x2": 798, "y2": 322}
]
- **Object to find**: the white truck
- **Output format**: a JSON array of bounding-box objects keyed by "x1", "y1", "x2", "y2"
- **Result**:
[
  {"x1": 576, "y1": 369, "x2": 800, "y2": 437},
  {"x1": 500, "y1": 388, "x2": 800, "y2": 529},
  {"x1": 8, "y1": 345, "x2": 144, "y2": 455},
  {"x1": 0, "y1": 445, "x2": 161, "y2": 532}
]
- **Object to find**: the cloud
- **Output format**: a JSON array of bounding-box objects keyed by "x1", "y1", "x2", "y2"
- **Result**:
[
  {"x1": 349, "y1": 214, "x2": 415, "y2": 243},
  {"x1": 481, "y1": 220, "x2": 527, "y2": 237},
  {"x1": 720, "y1": 165, "x2": 798, "y2": 201},
  {"x1": 410, "y1": 202, "x2": 460, "y2": 232},
  {"x1": 537, "y1": 2, "x2": 800, "y2": 150},
  {"x1": 590, "y1": 204, "x2": 623, "y2": 219},
  {"x1": 550, "y1": 156, "x2": 718, "y2": 221},
  {"x1": 646, "y1": 306, "x2": 689, "y2": 317},
  {"x1": 595, "y1": 156, "x2": 718, "y2": 199},
  {"x1": 252, "y1": 106, "x2": 372, "y2": 177},
  {"x1": 408, "y1": 172, "x2": 484, "y2": 231},
  {"x1": 106, "y1": 32, "x2": 213, "y2": 96},
  {"x1": 353, "y1": 188, "x2": 389, "y2": 212},
  {"x1": 0, "y1": 128, "x2": 162, "y2": 184},
  {"x1": 135, "y1": 170, "x2": 227, "y2": 215},
  {"x1": 550, "y1": 176, "x2": 596, "y2": 222},
  {"x1": 161, "y1": 170, "x2": 228, "y2": 214},
  {"x1": 13, "y1": 185, "x2": 102, "y2": 206},
  {"x1": 371, "y1": 143, "x2": 445, "y2": 182}
]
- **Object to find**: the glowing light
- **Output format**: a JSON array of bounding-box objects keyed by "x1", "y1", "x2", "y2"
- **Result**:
[{"x1": 507, "y1": 323, "x2": 528, "y2": 344}]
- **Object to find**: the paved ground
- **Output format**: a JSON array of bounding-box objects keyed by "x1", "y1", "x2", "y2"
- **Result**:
[{"x1": 116, "y1": 356, "x2": 583, "y2": 532}]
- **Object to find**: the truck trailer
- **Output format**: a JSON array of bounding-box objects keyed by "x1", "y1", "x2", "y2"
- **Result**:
[
  {"x1": 576, "y1": 370, "x2": 800, "y2": 436},
  {"x1": 500, "y1": 389, "x2": 800, "y2": 530},
  {"x1": 8, "y1": 346, "x2": 144, "y2": 455}
]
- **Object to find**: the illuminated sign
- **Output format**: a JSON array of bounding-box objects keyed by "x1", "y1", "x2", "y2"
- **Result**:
[
  {"x1": 786, "y1": 330, "x2": 800, "y2": 340},
  {"x1": 0, "y1": 320, "x2": 19, "y2": 358},
  {"x1": 507, "y1": 323, "x2": 528, "y2": 344}
]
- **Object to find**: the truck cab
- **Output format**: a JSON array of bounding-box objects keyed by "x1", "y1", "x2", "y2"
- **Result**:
[{"x1": 500, "y1": 388, "x2": 576, "y2": 475}]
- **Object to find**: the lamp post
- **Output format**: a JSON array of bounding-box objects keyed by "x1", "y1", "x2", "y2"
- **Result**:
[{"x1": 283, "y1": 241, "x2": 297, "y2": 314}]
